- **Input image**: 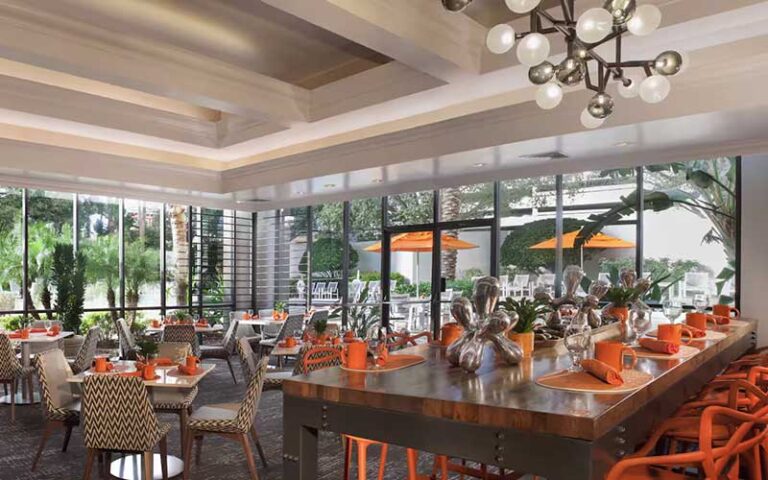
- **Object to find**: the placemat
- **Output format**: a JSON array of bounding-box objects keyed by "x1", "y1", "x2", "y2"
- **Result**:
[
  {"x1": 536, "y1": 369, "x2": 654, "y2": 394},
  {"x1": 633, "y1": 344, "x2": 699, "y2": 359},
  {"x1": 647, "y1": 329, "x2": 727, "y2": 341},
  {"x1": 340, "y1": 354, "x2": 425, "y2": 373}
]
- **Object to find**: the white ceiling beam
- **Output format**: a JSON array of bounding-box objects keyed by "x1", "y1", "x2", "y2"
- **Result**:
[
  {"x1": 262, "y1": 0, "x2": 487, "y2": 82},
  {"x1": 0, "y1": 4, "x2": 309, "y2": 123},
  {"x1": 0, "y1": 75, "x2": 219, "y2": 147}
]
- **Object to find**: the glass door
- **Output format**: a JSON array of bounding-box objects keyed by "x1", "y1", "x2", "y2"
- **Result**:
[{"x1": 381, "y1": 229, "x2": 433, "y2": 333}]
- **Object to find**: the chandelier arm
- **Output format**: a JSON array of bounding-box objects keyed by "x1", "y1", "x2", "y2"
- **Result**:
[
  {"x1": 583, "y1": 64, "x2": 601, "y2": 93},
  {"x1": 559, "y1": 0, "x2": 575, "y2": 23}
]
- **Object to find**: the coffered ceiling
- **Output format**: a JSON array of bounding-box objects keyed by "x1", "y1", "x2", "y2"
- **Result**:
[{"x1": 0, "y1": 0, "x2": 765, "y2": 210}]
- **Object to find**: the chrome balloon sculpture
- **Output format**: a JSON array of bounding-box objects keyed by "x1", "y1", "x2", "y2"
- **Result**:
[{"x1": 447, "y1": 276, "x2": 524, "y2": 373}]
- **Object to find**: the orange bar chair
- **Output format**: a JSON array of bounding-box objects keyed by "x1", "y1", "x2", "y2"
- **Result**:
[{"x1": 606, "y1": 404, "x2": 768, "y2": 480}]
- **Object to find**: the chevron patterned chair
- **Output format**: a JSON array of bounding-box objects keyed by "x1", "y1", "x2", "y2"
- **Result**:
[
  {"x1": 183, "y1": 357, "x2": 269, "y2": 480},
  {"x1": 257, "y1": 313, "x2": 304, "y2": 357},
  {"x1": 68, "y1": 326, "x2": 101, "y2": 374},
  {"x1": 31, "y1": 349, "x2": 81, "y2": 471},
  {"x1": 0, "y1": 333, "x2": 35, "y2": 422},
  {"x1": 151, "y1": 342, "x2": 198, "y2": 452},
  {"x1": 200, "y1": 319, "x2": 239, "y2": 384},
  {"x1": 82, "y1": 374, "x2": 171, "y2": 480},
  {"x1": 162, "y1": 324, "x2": 200, "y2": 357},
  {"x1": 115, "y1": 318, "x2": 139, "y2": 360}
]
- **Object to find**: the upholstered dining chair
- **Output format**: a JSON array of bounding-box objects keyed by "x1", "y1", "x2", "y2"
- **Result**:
[
  {"x1": 200, "y1": 319, "x2": 239, "y2": 384},
  {"x1": 115, "y1": 318, "x2": 139, "y2": 360},
  {"x1": 31, "y1": 349, "x2": 81, "y2": 471},
  {"x1": 183, "y1": 357, "x2": 269, "y2": 480},
  {"x1": 68, "y1": 326, "x2": 100, "y2": 374},
  {"x1": 258, "y1": 313, "x2": 304, "y2": 356},
  {"x1": 152, "y1": 342, "x2": 198, "y2": 452},
  {"x1": 0, "y1": 334, "x2": 35, "y2": 422},
  {"x1": 82, "y1": 374, "x2": 170, "y2": 480},
  {"x1": 237, "y1": 337, "x2": 288, "y2": 392},
  {"x1": 162, "y1": 324, "x2": 200, "y2": 357}
]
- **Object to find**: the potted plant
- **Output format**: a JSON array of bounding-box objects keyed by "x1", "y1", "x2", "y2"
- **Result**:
[
  {"x1": 313, "y1": 317, "x2": 329, "y2": 344},
  {"x1": 274, "y1": 300, "x2": 287, "y2": 320},
  {"x1": 136, "y1": 340, "x2": 159, "y2": 365},
  {"x1": 332, "y1": 285, "x2": 381, "y2": 339},
  {"x1": 603, "y1": 286, "x2": 636, "y2": 322},
  {"x1": 50, "y1": 243, "x2": 86, "y2": 356},
  {"x1": 501, "y1": 297, "x2": 548, "y2": 357}
]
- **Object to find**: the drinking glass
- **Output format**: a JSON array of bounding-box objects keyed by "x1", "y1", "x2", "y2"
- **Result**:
[
  {"x1": 247, "y1": 309, "x2": 254, "y2": 317},
  {"x1": 693, "y1": 294, "x2": 709, "y2": 313},
  {"x1": 44, "y1": 319, "x2": 52, "y2": 331},
  {"x1": 662, "y1": 298, "x2": 683, "y2": 323},
  {"x1": 563, "y1": 314, "x2": 592, "y2": 372},
  {"x1": 629, "y1": 307, "x2": 652, "y2": 346},
  {"x1": 366, "y1": 326, "x2": 385, "y2": 368}
]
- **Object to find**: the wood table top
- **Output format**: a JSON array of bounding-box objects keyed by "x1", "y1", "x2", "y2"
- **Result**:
[{"x1": 284, "y1": 318, "x2": 756, "y2": 441}]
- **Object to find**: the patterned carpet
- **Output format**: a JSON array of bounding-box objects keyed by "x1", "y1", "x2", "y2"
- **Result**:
[{"x1": 0, "y1": 356, "x2": 468, "y2": 480}]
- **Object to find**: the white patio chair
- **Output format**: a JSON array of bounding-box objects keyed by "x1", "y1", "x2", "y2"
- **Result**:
[
  {"x1": 510, "y1": 274, "x2": 531, "y2": 297},
  {"x1": 597, "y1": 272, "x2": 612, "y2": 285},
  {"x1": 537, "y1": 273, "x2": 556, "y2": 294},
  {"x1": 499, "y1": 275, "x2": 510, "y2": 297},
  {"x1": 682, "y1": 272, "x2": 711, "y2": 300},
  {"x1": 314, "y1": 282, "x2": 327, "y2": 299},
  {"x1": 325, "y1": 282, "x2": 339, "y2": 299}
]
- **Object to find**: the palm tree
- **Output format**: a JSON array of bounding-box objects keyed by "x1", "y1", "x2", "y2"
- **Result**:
[
  {"x1": 169, "y1": 205, "x2": 189, "y2": 306},
  {"x1": 83, "y1": 235, "x2": 119, "y2": 321},
  {"x1": 125, "y1": 241, "x2": 160, "y2": 322}
]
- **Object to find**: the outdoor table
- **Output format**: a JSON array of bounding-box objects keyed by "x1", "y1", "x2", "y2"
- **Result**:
[
  {"x1": 282, "y1": 318, "x2": 757, "y2": 479},
  {"x1": 144, "y1": 323, "x2": 223, "y2": 345},
  {"x1": 2, "y1": 330, "x2": 73, "y2": 404},
  {"x1": 68, "y1": 360, "x2": 215, "y2": 480}
]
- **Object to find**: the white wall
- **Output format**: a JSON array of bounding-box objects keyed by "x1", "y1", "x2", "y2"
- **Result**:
[{"x1": 741, "y1": 155, "x2": 768, "y2": 345}]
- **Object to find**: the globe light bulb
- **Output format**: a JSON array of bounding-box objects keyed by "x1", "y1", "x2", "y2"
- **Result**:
[
  {"x1": 486, "y1": 24, "x2": 516, "y2": 54},
  {"x1": 581, "y1": 108, "x2": 605, "y2": 129},
  {"x1": 535, "y1": 82, "x2": 563, "y2": 110},
  {"x1": 617, "y1": 76, "x2": 640, "y2": 98},
  {"x1": 639, "y1": 75, "x2": 671, "y2": 103},
  {"x1": 576, "y1": 8, "x2": 614, "y2": 44},
  {"x1": 505, "y1": 0, "x2": 541, "y2": 14},
  {"x1": 516, "y1": 33, "x2": 550, "y2": 67},
  {"x1": 627, "y1": 4, "x2": 662, "y2": 36}
]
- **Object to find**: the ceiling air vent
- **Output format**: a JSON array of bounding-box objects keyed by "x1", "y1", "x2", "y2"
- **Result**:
[{"x1": 518, "y1": 151, "x2": 568, "y2": 160}]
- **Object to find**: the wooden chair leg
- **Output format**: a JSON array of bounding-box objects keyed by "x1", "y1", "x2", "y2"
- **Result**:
[
  {"x1": 159, "y1": 436, "x2": 169, "y2": 480},
  {"x1": 250, "y1": 425, "x2": 269, "y2": 468},
  {"x1": 194, "y1": 435, "x2": 203, "y2": 466},
  {"x1": 11, "y1": 379, "x2": 16, "y2": 423},
  {"x1": 377, "y1": 443, "x2": 388, "y2": 480},
  {"x1": 143, "y1": 451, "x2": 153, "y2": 480},
  {"x1": 179, "y1": 409, "x2": 189, "y2": 454},
  {"x1": 32, "y1": 421, "x2": 55, "y2": 471},
  {"x1": 183, "y1": 429, "x2": 195, "y2": 480},
  {"x1": 226, "y1": 357, "x2": 238, "y2": 384},
  {"x1": 240, "y1": 433, "x2": 260, "y2": 480},
  {"x1": 27, "y1": 376, "x2": 34, "y2": 403},
  {"x1": 83, "y1": 448, "x2": 97, "y2": 480},
  {"x1": 62, "y1": 423, "x2": 74, "y2": 452}
]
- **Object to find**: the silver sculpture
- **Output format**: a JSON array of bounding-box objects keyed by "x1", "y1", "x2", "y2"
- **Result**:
[
  {"x1": 581, "y1": 279, "x2": 610, "y2": 328},
  {"x1": 537, "y1": 265, "x2": 584, "y2": 329},
  {"x1": 447, "y1": 276, "x2": 523, "y2": 373}
]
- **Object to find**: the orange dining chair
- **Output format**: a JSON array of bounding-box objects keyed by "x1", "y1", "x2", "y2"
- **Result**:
[{"x1": 606, "y1": 404, "x2": 768, "y2": 480}]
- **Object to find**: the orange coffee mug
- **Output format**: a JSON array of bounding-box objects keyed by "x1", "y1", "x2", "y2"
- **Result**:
[
  {"x1": 343, "y1": 341, "x2": 368, "y2": 370},
  {"x1": 658, "y1": 323, "x2": 693, "y2": 346},
  {"x1": 686, "y1": 312, "x2": 714, "y2": 331},
  {"x1": 143, "y1": 364, "x2": 156, "y2": 380},
  {"x1": 713, "y1": 304, "x2": 740, "y2": 320},
  {"x1": 150, "y1": 319, "x2": 161, "y2": 328},
  {"x1": 94, "y1": 356, "x2": 108, "y2": 373},
  {"x1": 20, "y1": 328, "x2": 30, "y2": 339},
  {"x1": 285, "y1": 337, "x2": 297, "y2": 348},
  {"x1": 185, "y1": 355, "x2": 199, "y2": 371},
  {"x1": 440, "y1": 322, "x2": 463, "y2": 346},
  {"x1": 594, "y1": 341, "x2": 637, "y2": 372}
]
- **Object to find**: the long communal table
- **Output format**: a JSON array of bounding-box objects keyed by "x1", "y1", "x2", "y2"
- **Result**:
[{"x1": 282, "y1": 318, "x2": 757, "y2": 479}]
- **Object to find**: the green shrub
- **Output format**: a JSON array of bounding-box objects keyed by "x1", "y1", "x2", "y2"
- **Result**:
[
  {"x1": 81, "y1": 312, "x2": 115, "y2": 338},
  {"x1": 0, "y1": 314, "x2": 25, "y2": 331},
  {"x1": 300, "y1": 237, "x2": 358, "y2": 278},
  {"x1": 447, "y1": 279, "x2": 474, "y2": 298}
]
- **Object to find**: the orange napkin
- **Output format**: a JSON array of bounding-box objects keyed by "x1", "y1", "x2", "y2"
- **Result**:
[
  {"x1": 7, "y1": 333, "x2": 22, "y2": 339},
  {"x1": 30, "y1": 328, "x2": 47, "y2": 333},
  {"x1": 119, "y1": 370, "x2": 143, "y2": 378},
  {"x1": 154, "y1": 357, "x2": 174, "y2": 366},
  {"x1": 685, "y1": 325, "x2": 707, "y2": 338},
  {"x1": 639, "y1": 338, "x2": 680, "y2": 355},
  {"x1": 196, "y1": 321, "x2": 209, "y2": 328},
  {"x1": 177, "y1": 365, "x2": 199, "y2": 376},
  {"x1": 581, "y1": 359, "x2": 624, "y2": 385}
]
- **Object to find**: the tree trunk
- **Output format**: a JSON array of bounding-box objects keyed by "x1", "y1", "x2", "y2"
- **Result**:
[
  {"x1": 107, "y1": 286, "x2": 117, "y2": 322},
  {"x1": 41, "y1": 286, "x2": 53, "y2": 320},
  {"x1": 440, "y1": 188, "x2": 462, "y2": 281},
  {"x1": 170, "y1": 206, "x2": 189, "y2": 307},
  {"x1": 126, "y1": 290, "x2": 139, "y2": 323},
  {"x1": 25, "y1": 287, "x2": 41, "y2": 319}
]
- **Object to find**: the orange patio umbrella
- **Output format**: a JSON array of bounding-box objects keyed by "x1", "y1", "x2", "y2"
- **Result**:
[
  {"x1": 365, "y1": 231, "x2": 478, "y2": 296},
  {"x1": 529, "y1": 229, "x2": 635, "y2": 267}
]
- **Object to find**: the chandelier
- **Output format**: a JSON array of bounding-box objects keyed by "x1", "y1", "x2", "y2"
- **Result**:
[{"x1": 443, "y1": 0, "x2": 684, "y2": 129}]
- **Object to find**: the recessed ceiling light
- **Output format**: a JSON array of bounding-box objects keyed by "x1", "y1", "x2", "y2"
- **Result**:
[
  {"x1": 371, "y1": 178, "x2": 383, "y2": 184},
  {"x1": 323, "y1": 183, "x2": 336, "y2": 188},
  {"x1": 473, "y1": 162, "x2": 486, "y2": 168},
  {"x1": 614, "y1": 141, "x2": 634, "y2": 147}
]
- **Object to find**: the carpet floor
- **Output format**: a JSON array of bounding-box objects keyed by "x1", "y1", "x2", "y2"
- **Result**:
[{"x1": 0, "y1": 356, "x2": 528, "y2": 480}]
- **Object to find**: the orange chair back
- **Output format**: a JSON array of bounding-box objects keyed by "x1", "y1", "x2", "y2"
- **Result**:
[{"x1": 385, "y1": 331, "x2": 433, "y2": 350}]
